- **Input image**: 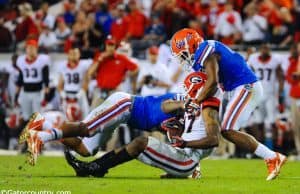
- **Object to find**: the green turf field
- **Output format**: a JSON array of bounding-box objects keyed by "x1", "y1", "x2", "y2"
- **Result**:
[{"x1": 0, "y1": 155, "x2": 299, "y2": 194}]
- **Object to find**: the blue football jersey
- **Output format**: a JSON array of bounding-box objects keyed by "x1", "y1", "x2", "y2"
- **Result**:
[
  {"x1": 193, "y1": 40, "x2": 257, "y2": 91},
  {"x1": 128, "y1": 93, "x2": 183, "y2": 131}
]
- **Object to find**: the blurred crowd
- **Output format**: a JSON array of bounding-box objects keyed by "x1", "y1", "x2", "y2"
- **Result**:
[{"x1": 0, "y1": 0, "x2": 300, "y2": 55}]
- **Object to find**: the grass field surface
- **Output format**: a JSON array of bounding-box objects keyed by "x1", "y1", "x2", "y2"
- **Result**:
[{"x1": 0, "y1": 155, "x2": 299, "y2": 194}]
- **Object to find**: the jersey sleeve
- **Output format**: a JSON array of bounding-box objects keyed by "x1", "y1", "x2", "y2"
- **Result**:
[
  {"x1": 201, "y1": 96, "x2": 220, "y2": 111},
  {"x1": 194, "y1": 41, "x2": 215, "y2": 71},
  {"x1": 15, "y1": 56, "x2": 23, "y2": 86}
]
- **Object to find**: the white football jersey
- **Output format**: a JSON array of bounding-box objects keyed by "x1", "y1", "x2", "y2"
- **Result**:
[
  {"x1": 59, "y1": 59, "x2": 92, "y2": 93},
  {"x1": 16, "y1": 54, "x2": 50, "y2": 83},
  {"x1": 182, "y1": 96, "x2": 220, "y2": 142},
  {"x1": 248, "y1": 53, "x2": 282, "y2": 95}
]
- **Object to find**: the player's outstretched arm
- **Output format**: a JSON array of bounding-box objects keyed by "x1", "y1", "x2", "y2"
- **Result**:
[
  {"x1": 183, "y1": 107, "x2": 220, "y2": 149},
  {"x1": 195, "y1": 54, "x2": 219, "y2": 104},
  {"x1": 161, "y1": 100, "x2": 184, "y2": 113}
]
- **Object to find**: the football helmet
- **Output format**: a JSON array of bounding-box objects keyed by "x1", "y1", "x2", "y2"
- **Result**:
[
  {"x1": 183, "y1": 72, "x2": 207, "y2": 99},
  {"x1": 66, "y1": 102, "x2": 82, "y2": 122},
  {"x1": 171, "y1": 28, "x2": 203, "y2": 69}
]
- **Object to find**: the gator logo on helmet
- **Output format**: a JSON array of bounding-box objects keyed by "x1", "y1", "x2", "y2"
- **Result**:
[
  {"x1": 175, "y1": 39, "x2": 185, "y2": 49},
  {"x1": 175, "y1": 32, "x2": 194, "y2": 49}
]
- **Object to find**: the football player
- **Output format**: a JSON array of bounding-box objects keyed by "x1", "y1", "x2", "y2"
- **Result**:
[
  {"x1": 63, "y1": 72, "x2": 220, "y2": 178},
  {"x1": 247, "y1": 44, "x2": 285, "y2": 148},
  {"x1": 57, "y1": 47, "x2": 91, "y2": 119},
  {"x1": 19, "y1": 90, "x2": 186, "y2": 165},
  {"x1": 15, "y1": 39, "x2": 50, "y2": 126},
  {"x1": 170, "y1": 28, "x2": 286, "y2": 180}
]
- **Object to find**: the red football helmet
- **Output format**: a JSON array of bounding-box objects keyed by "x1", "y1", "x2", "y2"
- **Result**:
[
  {"x1": 183, "y1": 72, "x2": 207, "y2": 99},
  {"x1": 171, "y1": 28, "x2": 204, "y2": 69},
  {"x1": 66, "y1": 102, "x2": 82, "y2": 122}
]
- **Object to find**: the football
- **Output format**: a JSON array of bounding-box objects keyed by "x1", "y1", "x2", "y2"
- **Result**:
[{"x1": 161, "y1": 117, "x2": 184, "y2": 143}]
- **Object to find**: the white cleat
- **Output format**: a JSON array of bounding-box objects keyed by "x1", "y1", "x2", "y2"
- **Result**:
[
  {"x1": 265, "y1": 152, "x2": 287, "y2": 181},
  {"x1": 19, "y1": 112, "x2": 44, "y2": 144}
]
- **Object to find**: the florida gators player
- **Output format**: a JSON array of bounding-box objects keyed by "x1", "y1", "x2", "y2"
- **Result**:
[
  {"x1": 63, "y1": 72, "x2": 221, "y2": 178},
  {"x1": 170, "y1": 28, "x2": 286, "y2": 180},
  {"x1": 19, "y1": 90, "x2": 186, "y2": 165}
]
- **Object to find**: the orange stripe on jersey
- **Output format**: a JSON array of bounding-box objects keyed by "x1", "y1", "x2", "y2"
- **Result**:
[
  {"x1": 222, "y1": 89, "x2": 246, "y2": 129},
  {"x1": 228, "y1": 92, "x2": 252, "y2": 129}
]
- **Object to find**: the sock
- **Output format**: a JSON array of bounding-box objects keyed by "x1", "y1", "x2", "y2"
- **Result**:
[
  {"x1": 254, "y1": 143, "x2": 276, "y2": 160},
  {"x1": 42, "y1": 120, "x2": 53, "y2": 131},
  {"x1": 37, "y1": 128, "x2": 63, "y2": 143},
  {"x1": 94, "y1": 148, "x2": 133, "y2": 171}
]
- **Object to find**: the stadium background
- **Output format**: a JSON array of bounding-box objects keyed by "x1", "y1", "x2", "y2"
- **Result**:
[{"x1": 0, "y1": 0, "x2": 300, "y2": 189}]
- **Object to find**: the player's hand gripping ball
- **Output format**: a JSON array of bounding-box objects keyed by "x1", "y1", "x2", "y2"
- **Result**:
[{"x1": 161, "y1": 117, "x2": 184, "y2": 143}]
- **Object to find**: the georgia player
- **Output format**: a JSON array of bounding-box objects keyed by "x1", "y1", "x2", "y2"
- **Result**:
[
  {"x1": 62, "y1": 72, "x2": 221, "y2": 178},
  {"x1": 247, "y1": 44, "x2": 285, "y2": 148},
  {"x1": 15, "y1": 39, "x2": 50, "y2": 126},
  {"x1": 57, "y1": 47, "x2": 91, "y2": 119}
]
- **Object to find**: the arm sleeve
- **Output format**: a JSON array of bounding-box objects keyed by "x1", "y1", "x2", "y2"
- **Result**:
[
  {"x1": 42, "y1": 65, "x2": 49, "y2": 87},
  {"x1": 16, "y1": 68, "x2": 23, "y2": 87}
]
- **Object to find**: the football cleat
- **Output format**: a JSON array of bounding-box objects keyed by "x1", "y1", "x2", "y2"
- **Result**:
[
  {"x1": 64, "y1": 149, "x2": 90, "y2": 177},
  {"x1": 265, "y1": 152, "x2": 287, "y2": 181},
  {"x1": 64, "y1": 149, "x2": 107, "y2": 177},
  {"x1": 19, "y1": 112, "x2": 44, "y2": 144},
  {"x1": 26, "y1": 130, "x2": 43, "y2": 166}
]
